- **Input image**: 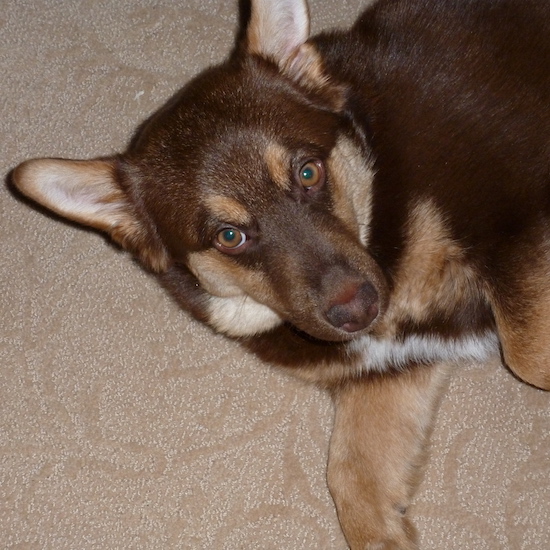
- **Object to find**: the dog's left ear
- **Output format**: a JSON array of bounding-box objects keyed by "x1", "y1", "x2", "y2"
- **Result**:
[
  {"x1": 245, "y1": 0, "x2": 345, "y2": 109},
  {"x1": 13, "y1": 157, "x2": 170, "y2": 272}
]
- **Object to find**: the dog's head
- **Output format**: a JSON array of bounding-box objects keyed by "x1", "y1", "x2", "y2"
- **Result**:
[{"x1": 13, "y1": 0, "x2": 388, "y2": 342}]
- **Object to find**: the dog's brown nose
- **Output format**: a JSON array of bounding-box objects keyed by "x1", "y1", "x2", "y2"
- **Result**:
[{"x1": 325, "y1": 282, "x2": 379, "y2": 332}]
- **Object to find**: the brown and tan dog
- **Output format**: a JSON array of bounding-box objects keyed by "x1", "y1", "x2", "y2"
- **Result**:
[{"x1": 12, "y1": 0, "x2": 550, "y2": 547}]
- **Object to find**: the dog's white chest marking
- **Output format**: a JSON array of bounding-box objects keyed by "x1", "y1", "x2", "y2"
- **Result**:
[{"x1": 351, "y1": 331, "x2": 500, "y2": 372}]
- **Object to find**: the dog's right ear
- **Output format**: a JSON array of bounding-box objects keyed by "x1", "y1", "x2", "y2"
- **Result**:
[
  {"x1": 246, "y1": 0, "x2": 310, "y2": 67},
  {"x1": 13, "y1": 158, "x2": 169, "y2": 272},
  {"x1": 245, "y1": 0, "x2": 345, "y2": 110}
]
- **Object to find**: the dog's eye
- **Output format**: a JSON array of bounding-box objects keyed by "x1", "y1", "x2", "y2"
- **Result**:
[
  {"x1": 298, "y1": 160, "x2": 325, "y2": 191},
  {"x1": 214, "y1": 227, "x2": 248, "y2": 254}
]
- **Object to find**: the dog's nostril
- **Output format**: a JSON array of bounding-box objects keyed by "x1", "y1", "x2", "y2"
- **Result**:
[{"x1": 325, "y1": 282, "x2": 379, "y2": 332}]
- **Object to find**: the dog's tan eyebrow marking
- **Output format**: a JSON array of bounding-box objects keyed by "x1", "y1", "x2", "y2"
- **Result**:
[
  {"x1": 264, "y1": 143, "x2": 291, "y2": 191},
  {"x1": 204, "y1": 195, "x2": 252, "y2": 226}
]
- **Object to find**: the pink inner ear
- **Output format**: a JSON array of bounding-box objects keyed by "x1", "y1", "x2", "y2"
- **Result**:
[
  {"x1": 14, "y1": 157, "x2": 170, "y2": 273},
  {"x1": 247, "y1": 0, "x2": 310, "y2": 66},
  {"x1": 13, "y1": 158, "x2": 123, "y2": 231}
]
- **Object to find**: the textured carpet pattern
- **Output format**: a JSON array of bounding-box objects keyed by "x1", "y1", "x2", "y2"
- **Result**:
[{"x1": 2, "y1": 1, "x2": 549, "y2": 548}]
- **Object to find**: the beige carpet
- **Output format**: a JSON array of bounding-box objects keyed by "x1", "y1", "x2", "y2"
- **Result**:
[{"x1": 2, "y1": 1, "x2": 549, "y2": 548}]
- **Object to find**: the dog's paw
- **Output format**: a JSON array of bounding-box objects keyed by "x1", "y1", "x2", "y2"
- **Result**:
[
  {"x1": 339, "y1": 513, "x2": 418, "y2": 550},
  {"x1": 365, "y1": 543, "x2": 416, "y2": 550},
  {"x1": 350, "y1": 514, "x2": 419, "y2": 550},
  {"x1": 364, "y1": 534, "x2": 418, "y2": 549},
  {"x1": 364, "y1": 520, "x2": 418, "y2": 550}
]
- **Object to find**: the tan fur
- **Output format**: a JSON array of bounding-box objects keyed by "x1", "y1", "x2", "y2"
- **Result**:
[
  {"x1": 285, "y1": 43, "x2": 328, "y2": 84},
  {"x1": 263, "y1": 143, "x2": 292, "y2": 192},
  {"x1": 203, "y1": 195, "x2": 252, "y2": 227},
  {"x1": 376, "y1": 200, "x2": 482, "y2": 337},
  {"x1": 489, "y1": 241, "x2": 550, "y2": 389},
  {"x1": 328, "y1": 362, "x2": 451, "y2": 550},
  {"x1": 111, "y1": 216, "x2": 169, "y2": 274},
  {"x1": 285, "y1": 44, "x2": 347, "y2": 112},
  {"x1": 187, "y1": 249, "x2": 272, "y2": 299},
  {"x1": 327, "y1": 136, "x2": 375, "y2": 245},
  {"x1": 497, "y1": 323, "x2": 550, "y2": 389}
]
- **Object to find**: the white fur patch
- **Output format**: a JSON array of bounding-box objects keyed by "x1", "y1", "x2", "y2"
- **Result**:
[
  {"x1": 350, "y1": 330, "x2": 500, "y2": 373},
  {"x1": 206, "y1": 294, "x2": 282, "y2": 337}
]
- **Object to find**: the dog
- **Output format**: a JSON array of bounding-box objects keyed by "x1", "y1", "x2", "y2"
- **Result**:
[{"x1": 12, "y1": 0, "x2": 550, "y2": 547}]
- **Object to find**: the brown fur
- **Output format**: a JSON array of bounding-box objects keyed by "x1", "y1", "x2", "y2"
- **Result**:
[
  {"x1": 11, "y1": 0, "x2": 550, "y2": 547},
  {"x1": 374, "y1": 201, "x2": 486, "y2": 339}
]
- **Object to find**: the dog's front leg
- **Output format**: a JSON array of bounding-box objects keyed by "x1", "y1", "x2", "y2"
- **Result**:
[{"x1": 327, "y1": 362, "x2": 450, "y2": 550}]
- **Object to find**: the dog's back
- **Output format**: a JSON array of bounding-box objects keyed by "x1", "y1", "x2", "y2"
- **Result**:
[
  {"x1": 314, "y1": 0, "x2": 550, "y2": 266},
  {"x1": 305, "y1": 0, "x2": 550, "y2": 388}
]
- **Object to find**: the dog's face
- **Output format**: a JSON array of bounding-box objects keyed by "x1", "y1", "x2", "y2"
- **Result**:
[{"x1": 13, "y1": 0, "x2": 388, "y2": 342}]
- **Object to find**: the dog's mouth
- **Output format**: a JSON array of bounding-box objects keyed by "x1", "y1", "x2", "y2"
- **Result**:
[
  {"x1": 285, "y1": 313, "x2": 377, "y2": 345},
  {"x1": 286, "y1": 324, "x2": 362, "y2": 346}
]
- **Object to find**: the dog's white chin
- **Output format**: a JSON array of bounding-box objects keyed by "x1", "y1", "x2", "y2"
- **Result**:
[{"x1": 206, "y1": 294, "x2": 283, "y2": 337}]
